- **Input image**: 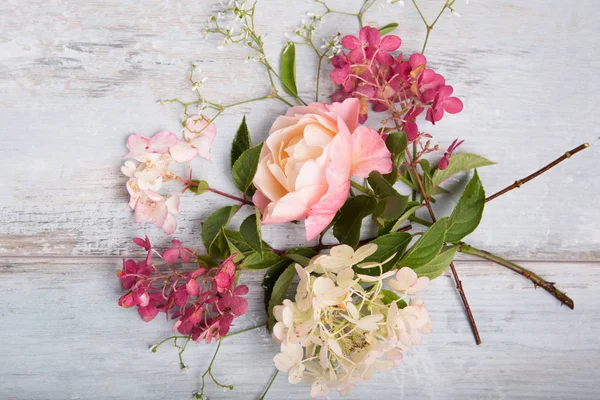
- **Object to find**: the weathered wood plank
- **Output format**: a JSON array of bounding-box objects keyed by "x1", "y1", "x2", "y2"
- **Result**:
[
  {"x1": 1, "y1": 257, "x2": 598, "y2": 399},
  {"x1": 0, "y1": 0, "x2": 599, "y2": 259}
]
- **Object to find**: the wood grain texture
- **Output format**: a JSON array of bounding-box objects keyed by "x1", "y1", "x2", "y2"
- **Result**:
[
  {"x1": 0, "y1": 0, "x2": 599, "y2": 399},
  {"x1": 1, "y1": 258, "x2": 599, "y2": 399}
]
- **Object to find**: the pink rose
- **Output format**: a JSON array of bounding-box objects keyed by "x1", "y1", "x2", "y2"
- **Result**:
[{"x1": 252, "y1": 98, "x2": 393, "y2": 241}]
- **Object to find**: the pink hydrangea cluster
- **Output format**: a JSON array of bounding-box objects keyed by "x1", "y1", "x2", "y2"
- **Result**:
[
  {"x1": 121, "y1": 116, "x2": 216, "y2": 234},
  {"x1": 330, "y1": 26, "x2": 464, "y2": 170},
  {"x1": 117, "y1": 237, "x2": 248, "y2": 343}
]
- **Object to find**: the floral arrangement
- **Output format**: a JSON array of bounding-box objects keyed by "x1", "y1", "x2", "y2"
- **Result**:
[{"x1": 116, "y1": 0, "x2": 589, "y2": 398}]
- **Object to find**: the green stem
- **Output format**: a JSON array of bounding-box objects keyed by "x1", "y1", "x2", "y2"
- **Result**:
[
  {"x1": 408, "y1": 215, "x2": 432, "y2": 227},
  {"x1": 315, "y1": 55, "x2": 324, "y2": 102},
  {"x1": 350, "y1": 181, "x2": 374, "y2": 196},
  {"x1": 195, "y1": 338, "x2": 233, "y2": 399},
  {"x1": 223, "y1": 323, "x2": 267, "y2": 339},
  {"x1": 259, "y1": 370, "x2": 279, "y2": 400},
  {"x1": 458, "y1": 243, "x2": 575, "y2": 309}
]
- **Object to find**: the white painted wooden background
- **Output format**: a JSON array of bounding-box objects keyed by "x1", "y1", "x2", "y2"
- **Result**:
[{"x1": 1, "y1": 0, "x2": 599, "y2": 398}]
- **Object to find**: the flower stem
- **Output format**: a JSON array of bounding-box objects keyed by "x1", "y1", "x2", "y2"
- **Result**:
[
  {"x1": 259, "y1": 370, "x2": 279, "y2": 400},
  {"x1": 195, "y1": 338, "x2": 233, "y2": 399},
  {"x1": 458, "y1": 243, "x2": 574, "y2": 309},
  {"x1": 207, "y1": 188, "x2": 254, "y2": 206},
  {"x1": 486, "y1": 143, "x2": 590, "y2": 203},
  {"x1": 351, "y1": 181, "x2": 374, "y2": 196},
  {"x1": 222, "y1": 323, "x2": 267, "y2": 339},
  {"x1": 402, "y1": 130, "x2": 482, "y2": 345}
]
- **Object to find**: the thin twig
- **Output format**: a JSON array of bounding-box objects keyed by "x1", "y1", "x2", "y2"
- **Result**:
[
  {"x1": 405, "y1": 145, "x2": 482, "y2": 345},
  {"x1": 207, "y1": 187, "x2": 254, "y2": 206},
  {"x1": 259, "y1": 370, "x2": 279, "y2": 400},
  {"x1": 486, "y1": 143, "x2": 590, "y2": 203},
  {"x1": 459, "y1": 243, "x2": 574, "y2": 309}
]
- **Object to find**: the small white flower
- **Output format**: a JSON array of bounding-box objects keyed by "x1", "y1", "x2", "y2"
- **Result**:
[
  {"x1": 274, "y1": 343, "x2": 306, "y2": 384},
  {"x1": 388, "y1": 267, "x2": 429, "y2": 295}
]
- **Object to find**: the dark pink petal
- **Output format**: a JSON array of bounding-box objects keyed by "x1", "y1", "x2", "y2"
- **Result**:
[
  {"x1": 230, "y1": 297, "x2": 248, "y2": 316},
  {"x1": 365, "y1": 27, "x2": 381, "y2": 47},
  {"x1": 437, "y1": 85, "x2": 454, "y2": 99},
  {"x1": 376, "y1": 52, "x2": 395, "y2": 66},
  {"x1": 359, "y1": 26, "x2": 370, "y2": 43},
  {"x1": 133, "y1": 289, "x2": 150, "y2": 307},
  {"x1": 443, "y1": 97, "x2": 463, "y2": 114},
  {"x1": 133, "y1": 237, "x2": 148, "y2": 248},
  {"x1": 332, "y1": 89, "x2": 350, "y2": 103},
  {"x1": 330, "y1": 65, "x2": 350, "y2": 85},
  {"x1": 138, "y1": 305, "x2": 159, "y2": 322},
  {"x1": 174, "y1": 289, "x2": 189, "y2": 307},
  {"x1": 341, "y1": 35, "x2": 361, "y2": 49},
  {"x1": 437, "y1": 156, "x2": 450, "y2": 170},
  {"x1": 372, "y1": 102, "x2": 387, "y2": 112},
  {"x1": 190, "y1": 268, "x2": 206, "y2": 278},
  {"x1": 348, "y1": 48, "x2": 365, "y2": 64},
  {"x1": 186, "y1": 279, "x2": 200, "y2": 297},
  {"x1": 171, "y1": 239, "x2": 182, "y2": 248},
  {"x1": 354, "y1": 84, "x2": 376, "y2": 98},
  {"x1": 409, "y1": 53, "x2": 427, "y2": 69},
  {"x1": 405, "y1": 122, "x2": 419, "y2": 142},
  {"x1": 215, "y1": 272, "x2": 231, "y2": 293},
  {"x1": 358, "y1": 113, "x2": 368, "y2": 123},
  {"x1": 180, "y1": 248, "x2": 194, "y2": 263},
  {"x1": 380, "y1": 35, "x2": 401, "y2": 51},
  {"x1": 422, "y1": 89, "x2": 438, "y2": 103},
  {"x1": 162, "y1": 248, "x2": 179, "y2": 263},
  {"x1": 233, "y1": 285, "x2": 249, "y2": 296},
  {"x1": 118, "y1": 292, "x2": 135, "y2": 308}
]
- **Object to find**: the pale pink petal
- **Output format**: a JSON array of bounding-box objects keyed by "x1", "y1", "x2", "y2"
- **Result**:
[
  {"x1": 169, "y1": 142, "x2": 198, "y2": 162},
  {"x1": 253, "y1": 189, "x2": 271, "y2": 213},
  {"x1": 350, "y1": 126, "x2": 393, "y2": 177},
  {"x1": 161, "y1": 213, "x2": 176, "y2": 234},
  {"x1": 253, "y1": 156, "x2": 289, "y2": 203},
  {"x1": 126, "y1": 134, "x2": 150, "y2": 159},
  {"x1": 165, "y1": 195, "x2": 180, "y2": 215},
  {"x1": 262, "y1": 184, "x2": 327, "y2": 225},
  {"x1": 305, "y1": 119, "x2": 353, "y2": 241},
  {"x1": 325, "y1": 98, "x2": 360, "y2": 133},
  {"x1": 148, "y1": 131, "x2": 178, "y2": 153},
  {"x1": 190, "y1": 130, "x2": 217, "y2": 160}
]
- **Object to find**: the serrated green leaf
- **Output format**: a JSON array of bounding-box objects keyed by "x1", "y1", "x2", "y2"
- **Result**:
[
  {"x1": 432, "y1": 153, "x2": 495, "y2": 187},
  {"x1": 201, "y1": 205, "x2": 240, "y2": 258},
  {"x1": 385, "y1": 132, "x2": 408, "y2": 166},
  {"x1": 413, "y1": 245, "x2": 458, "y2": 279},
  {"x1": 232, "y1": 143, "x2": 263, "y2": 195},
  {"x1": 389, "y1": 201, "x2": 421, "y2": 233},
  {"x1": 189, "y1": 179, "x2": 209, "y2": 195},
  {"x1": 333, "y1": 195, "x2": 377, "y2": 248},
  {"x1": 230, "y1": 116, "x2": 252, "y2": 168},
  {"x1": 267, "y1": 264, "x2": 296, "y2": 330},
  {"x1": 240, "y1": 209, "x2": 262, "y2": 254},
  {"x1": 281, "y1": 42, "x2": 298, "y2": 97},
  {"x1": 223, "y1": 228, "x2": 245, "y2": 263},
  {"x1": 262, "y1": 258, "x2": 294, "y2": 331},
  {"x1": 240, "y1": 251, "x2": 281, "y2": 270},
  {"x1": 445, "y1": 170, "x2": 485, "y2": 243},
  {"x1": 357, "y1": 232, "x2": 412, "y2": 275},
  {"x1": 400, "y1": 217, "x2": 447, "y2": 268},
  {"x1": 369, "y1": 171, "x2": 408, "y2": 224},
  {"x1": 380, "y1": 289, "x2": 408, "y2": 308},
  {"x1": 379, "y1": 22, "x2": 399, "y2": 35}
]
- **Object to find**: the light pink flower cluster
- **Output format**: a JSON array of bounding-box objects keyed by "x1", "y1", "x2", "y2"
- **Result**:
[
  {"x1": 117, "y1": 237, "x2": 248, "y2": 343},
  {"x1": 330, "y1": 26, "x2": 464, "y2": 170},
  {"x1": 121, "y1": 116, "x2": 216, "y2": 234}
]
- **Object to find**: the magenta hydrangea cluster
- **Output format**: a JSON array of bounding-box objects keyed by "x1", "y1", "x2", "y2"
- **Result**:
[
  {"x1": 117, "y1": 237, "x2": 249, "y2": 343},
  {"x1": 330, "y1": 26, "x2": 463, "y2": 151}
]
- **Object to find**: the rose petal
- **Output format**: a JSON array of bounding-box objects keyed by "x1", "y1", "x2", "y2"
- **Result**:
[{"x1": 350, "y1": 126, "x2": 393, "y2": 177}]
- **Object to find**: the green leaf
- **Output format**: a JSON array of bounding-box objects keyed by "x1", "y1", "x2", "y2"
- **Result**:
[
  {"x1": 358, "y1": 232, "x2": 412, "y2": 275},
  {"x1": 188, "y1": 179, "x2": 209, "y2": 195},
  {"x1": 445, "y1": 170, "x2": 485, "y2": 243},
  {"x1": 380, "y1": 289, "x2": 408, "y2": 308},
  {"x1": 369, "y1": 171, "x2": 408, "y2": 223},
  {"x1": 379, "y1": 22, "x2": 399, "y2": 35},
  {"x1": 431, "y1": 153, "x2": 495, "y2": 187},
  {"x1": 333, "y1": 195, "x2": 377, "y2": 248},
  {"x1": 223, "y1": 228, "x2": 245, "y2": 262},
  {"x1": 280, "y1": 42, "x2": 298, "y2": 98},
  {"x1": 230, "y1": 116, "x2": 252, "y2": 168},
  {"x1": 389, "y1": 201, "x2": 421, "y2": 233},
  {"x1": 240, "y1": 251, "x2": 281, "y2": 270},
  {"x1": 262, "y1": 259, "x2": 294, "y2": 330},
  {"x1": 196, "y1": 255, "x2": 219, "y2": 269},
  {"x1": 413, "y1": 245, "x2": 458, "y2": 279},
  {"x1": 385, "y1": 132, "x2": 408, "y2": 166},
  {"x1": 201, "y1": 205, "x2": 240, "y2": 258},
  {"x1": 240, "y1": 209, "x2": 262, "y2": 254},
  {"x1": 400, "y1": 217, "x2": 448, "y2": 268},
  {"x1": 284, "y1": 247, "x2": 317, "y2": 267},
  {"x1": 368, "y1": 171, "x2": 399, "y2": 198},
  {"x1": 266, "y1": 263, "x2": 296, "y2": 330},
  {"x1": 232, "y1": 143, "x2": 264, "y2": 195}
]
